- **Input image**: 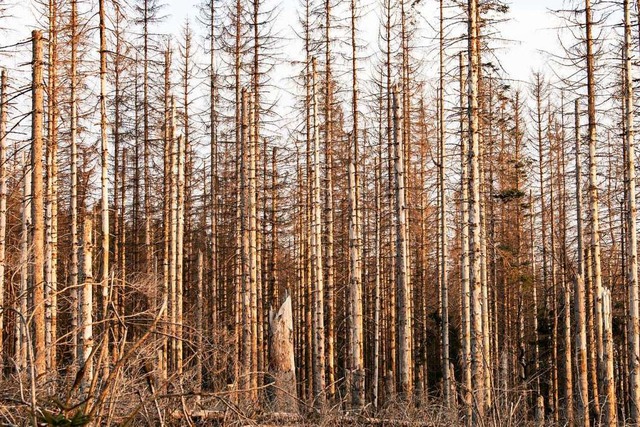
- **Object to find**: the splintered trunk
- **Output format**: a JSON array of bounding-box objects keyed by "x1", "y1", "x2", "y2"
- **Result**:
[
  {"x1": 268, "y1": 293, "x2": 297, "y2": 413},
  {"x1": 393, "y1": 84, "x2": 412, "y2": 398},
  {"x1": 31, "y1": 30, "x2": 46, "y2": 376},
  {"x1": 310, "y1": 58, "x2": 326, "y2": 408},
  {"x1": 625, "y1": 0, "x2": 640, "y2": 420},
  {"x1": 79, "y1": 217, "x2": 94, "y2": 388}
]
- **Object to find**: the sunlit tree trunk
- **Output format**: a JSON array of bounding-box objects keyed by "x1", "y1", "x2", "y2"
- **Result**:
[
  {"x1": 31, "y1": 30, "x2": 46, "y2": 376},
  {"x1": 45, "y1": 0, "x2": 58, "y2": 372},
  {"x1": 79, "y1": 217, "x2": 94, "y2": 389},
  {"x1": 624, "y1": 0, "x2": 640, "y2": 420},
  {"x1": 311, "y1": 59, "x2": 326, "y2": 408},
  {"x1": 467, "y1": 0, "x2": 485, "y2": 418},
  {"x1": 459, "y1": 51, "x2": 472, "y2": 421},
  {"x1": 574, "y1": 99, "x2": 590, "y2": 427}
]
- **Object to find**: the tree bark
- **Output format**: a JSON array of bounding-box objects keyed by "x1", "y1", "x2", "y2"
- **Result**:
[
  {"x1": 268, "y1": 293, "x2": 297, "y2": 413},
  {"x1": 624, "y1": 0, "x2": 640, "y2": 420},
  {"x1": 393, "y1": 84, "x2": 412, "y2": 399},
  {"x1": 31, "y1": 30, "x2": 46, "y2": 377}
]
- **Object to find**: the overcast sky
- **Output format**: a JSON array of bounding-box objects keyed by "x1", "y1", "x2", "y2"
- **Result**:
[{"x1": 156, "y1": 0, "x2": 564, "y2": 84}]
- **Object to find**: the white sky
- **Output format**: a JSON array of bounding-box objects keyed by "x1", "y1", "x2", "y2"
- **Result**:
[{"x1": 157, "y1": 0, "x2": 564, "y2": 85}]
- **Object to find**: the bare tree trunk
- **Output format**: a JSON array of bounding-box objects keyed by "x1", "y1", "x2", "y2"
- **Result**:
[
  {"x1": 31, "y1": 30, "x2": 46, "y2": 376},
  {"x1": 373, "y1": 156, "x2": 381, "y2": 409},
  {"x1": 0, "y1": 70, "x2": 7, "y2": 372},
  {"x1": 529, "y1": 191, "x2": 541, "y2": 402},
  {"x1": 161, "y1": 46, "x2": 172, "y2": 387},
  {"x1": 467, "y1": 0, "x2": 485, "y2": 418},
  {"x1": 196, "y1": 251, "x2": 203, "y2": 392},
  {"x1": 393, "y1": 84, "x2": 412, "y2": 399},
  {"x1": 349, "y1": 154, "x2": 364, "y2": 408},
  {"x1": 310, "y1": 58, "x2": 326, "y2": 408},
  {"x1": 558, "y1": 95, "x2": 573, "y2": 426},
  {"x1": 549, "y1": 108, "x2": 559, "y2": 423},
  {"x1": 99, "y1": 0, "x2": 110, "y2": 380},
  {"x1": 439, "y1": 0, "x2": 450, "y2": 406},
  {"x1": 177, "y1": 131, "x2": 185, "y2": 375},
  {"x1": 248, "y1": 91, "x2": 258, "y2": 398},
  {"x1": 323, "y1": 0, "x2": 336, "y2": 399},
  {"x1": 209, "y1": 0, "x2": 219, "y2": 374},
  {"x1": 45, "y1": 0, "x2": 58, "y2": 372},
  {"x1": 574, "y1": 101, "x2": 589, "y2": 426},
  {"x1": 602, "y1": 287, "x2": 617, "y2": 425},
  {"x1": 459, "y1": 51, "x2": 472, "y2": 421},
  {"x1": 585, "y1": 1, "x2": 614, "y2": 423},
  {"x1": 348, "y1": 0, "x2": 365, "y2": 402},
  {"x1": 79, "y1": 217, "x2": 94, "y2": 389},
  {"x1": 625, "y1": 0, "x2": 640, "y2": 420},
  {"x1": 269, "y1": 293, "x2": 297, "y2": 413},
  {"x1": 169, "y1": 97, "x2": 178, "y2": 374},
  {"x1": 70, "y1": 0, "x2": 80, "y2": 372},
  {"x1": 240, "y1": 89, "x2": 250, "y2": 393},
  {"x1": 18, "y1": 152, "x2": 31, "y2": 371}
]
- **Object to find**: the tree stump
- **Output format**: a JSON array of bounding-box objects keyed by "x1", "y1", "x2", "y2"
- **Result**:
[{"x1": 268, "y1": 292, "x2": 297, "y2": 414}]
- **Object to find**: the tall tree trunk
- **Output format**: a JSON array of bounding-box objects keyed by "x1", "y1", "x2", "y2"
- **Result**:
[
  {"x1": 323, "y1": 0, "x2": 336, "y2": 399},
  {"x1": 585, "y1": 1, "x2": 614, "y2": 423},
  {"x1": 373, "y1": 156, "x2": 381, "y2": 409},
  {"x1": 70, "y1": 0, "x2": 80, "y2": 372},
  {"x1": 439, "y1": 0, "x2": 451, "y2": 406},
  {"x1": 31, "y1": 30, "x2": 46, "y2": 377},
  {"x1": 459, "y1": 51, "x2": 472, "y2": 421},
  {"x1": 574, "y1": 98, "x2": 590, "y2": 427},
  {"x1": 625, "y1": 0, "x2": 640, "y2": 420},
  {"x1": 393, "y1": 84, "x2": 412, "y2": 399},
  {"x1": 99, "y1": 0, "x2": 110, "y2": 380},
  {"x1": 467, "y1": 0, "x2": 485, "y2": 418},
  {"x1": 19, "y1": 153, "x2": 31, "y2": 371},
  {"x1": 311, "y1": 58, "x2": 326, "y2": 408},
  {"x1": 45, "y1": 0, "x2": 58, "y2": 372}
]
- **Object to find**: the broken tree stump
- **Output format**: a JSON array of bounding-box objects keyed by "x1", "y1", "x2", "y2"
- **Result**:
[{"x1": 268, "y1": 292, "x2": 298, "y2": 414}]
